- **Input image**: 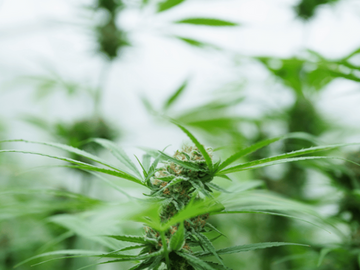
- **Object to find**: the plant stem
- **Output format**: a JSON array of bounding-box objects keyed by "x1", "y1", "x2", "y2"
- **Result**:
[
  {"x1": 160, "y1": 231, "x2": 171, "y2": 269},
  {"x1": 93, "y1": 61, "x2": 111, "y2": 119}
]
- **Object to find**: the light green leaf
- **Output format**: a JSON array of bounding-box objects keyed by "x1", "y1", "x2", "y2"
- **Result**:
[
  {"x1": 93, "y1": 138, "x2": 142, "y2": 179},
  {"x1": 175, "y1": 18, "x2": 238, "y2": 26},
  {"x1": 170, "y1": 222, "x2": 185, "y2": 251}
]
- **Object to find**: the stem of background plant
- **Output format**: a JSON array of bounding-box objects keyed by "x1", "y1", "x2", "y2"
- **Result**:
[
  {"x1": 160, "y1": 231, "x2": 171, "y2": 269},
  {"x1": 93, "y1": 61, "x2": 111, "y2": 119}
]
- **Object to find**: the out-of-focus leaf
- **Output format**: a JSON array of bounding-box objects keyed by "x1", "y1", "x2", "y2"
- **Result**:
[
  {"x1": 175, "y1": 36, "x2": 218, "y2": 49},
  {"x1": 175, "y1": 18, "x2": 238, "y2": 26},
  {"x1": 163, "y1": 79, "x2": 188, "y2": 110},
  {"x1": 169, "y1": 222, "x2": 185, "y2": 251},
  {"x1": 93, "y1": 138, "x2": 142, "y2": 179},
  {"x1": 157, "y1": 0, "x2": 185, "y2": 12}
]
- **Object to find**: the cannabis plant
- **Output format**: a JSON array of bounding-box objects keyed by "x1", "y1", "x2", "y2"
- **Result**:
[{"x1": 1, "y1": 123, "x2": 359, "y2": 269}]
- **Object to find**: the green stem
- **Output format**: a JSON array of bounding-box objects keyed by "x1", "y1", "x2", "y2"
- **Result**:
[{"x1": 160, "y1": 231, "x2": 171, "y2": 269}]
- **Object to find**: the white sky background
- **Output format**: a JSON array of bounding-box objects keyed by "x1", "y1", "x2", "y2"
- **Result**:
[{"x1": 1, "y1": 0, "x2": 360, "y2": 155}]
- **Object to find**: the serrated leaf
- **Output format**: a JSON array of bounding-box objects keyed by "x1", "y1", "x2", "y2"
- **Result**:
[
  {"x1": 172, "y1": 122, "x2": 213, "y2": 171},
  {"x1": 146, "y1": 154, "x2": 161, "y2": 184},
  {"x1": 218, "y1": 132, "x2": 318, "y2": 171},
  {"x1": 175, "y1": 18, "x2": 238, "y2": 26},
  {"x1": 170, "y1": 222, "x2": 185, "y2": 251},
  {"x1": 195, "y1": 242, "x2": 308, "y2": 257},
  {"x1": 1, "y1": 139, "x2": 120, "y2": 171},
  {"x1": 105, "y1": 235, "x2": 147, "y2": 244},
  {"x1": 176, "y1": 252, "x2": 217, "y2": 270},
  {"x1": 218, "y1": 143, "x2": 360, "y2": 174},
  {"x1": 191, "y1": 180, "x2": 213, "y2": 198},
  {"x1": 205, "y1": 223, "x2": 226, "y2": 237},
  {"x1": 0, "y1": 149, "x2": 144, "y2": 185},
  {"x1": 93, "y1": 138, "x2": 142, "y2": 179},
  {"x1": 206, "y1": 183, "x2": 230, "y2": 193},
  {"x1": 163, "y1": 79, "x2": 188, "y2": 110},
  {"x1": 195, "y1": 232, "x2": 224, "y2": 266},
  {"x1": 157, "y1": 0, "x2": 185, "y2": 12},
  {"x1": 204, "y1": 261, "x2": 232, "y2": 270}
]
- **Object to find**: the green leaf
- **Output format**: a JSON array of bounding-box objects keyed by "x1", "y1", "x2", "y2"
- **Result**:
[
  {"x1": 176, "y1": 252, "x2": 217, "y2": 270},
  {"x1": 163, "y1": 79, "x2": 188, "y2": 110},
  {"x1": 14, "y1": 250, "x2": 102, "y2": 268},
  {"x1": 218, "y1": 143, "x2": 360, "y2": 174},
  {"x1": 317, "y1": 248, "x2": 334, "y2": 266},
  {"x1": 146, "y1": 154, "x2": 161, "y2": 184},
  {"x1": 157, "y1": 0, "x2": 185, "y2": 12},
  {"x1": 172, "y1": 122, "x2": 213, "y2": 171},
  {"x1": 175, "y1": 18, "x2": 238, "y2": 26},
  {"x1": 0, "y1": 139, "x2": 120, "y2": 171},
  {"x1": 153, "y1": 177, "x2": 188, "y2": 196},
  {"x1": 218, "y1": 132, "x2": 317, "y2": 171},
  {"x1": 175, "y1": 36, "x2": 218, "y2": 49},
  {"x1": 93, "y1": 138, "x2": 142, "y2": 179},
  {"x1": 195, "y1": 242, "x2": 308, "y2": 257},
  {"x1": 204, "y1": 261, "x2": 232, "y2": 270},
  {"x1": 105, "y1": 235, "x2": 147, "y2": 244},
  {"x1": 206, "y1": 183, "x2": 230, "y2": 193},
  {"x1": 170, "y1": 222, "x2": 185, "y2": 251},
  {"x1": 195, "y1": 232, "x2": 225, "y2": 266},
  {"x1": 0, "y1": 149, "x2": 144, "y2": 185}
]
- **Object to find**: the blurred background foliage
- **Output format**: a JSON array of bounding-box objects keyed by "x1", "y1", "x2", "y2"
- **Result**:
[{"x1": 1, "y1": 0, "x2": 360, "y2": 269}]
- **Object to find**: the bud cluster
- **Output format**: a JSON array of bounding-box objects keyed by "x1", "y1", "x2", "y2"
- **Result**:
[{"x1": 145, "y1": 145, "x2": 215, "y2": 269}]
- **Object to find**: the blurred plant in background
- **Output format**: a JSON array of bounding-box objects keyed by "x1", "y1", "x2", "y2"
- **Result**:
[{"x1": 1, "y1": 0, "x2": 360, "y2": 269}]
